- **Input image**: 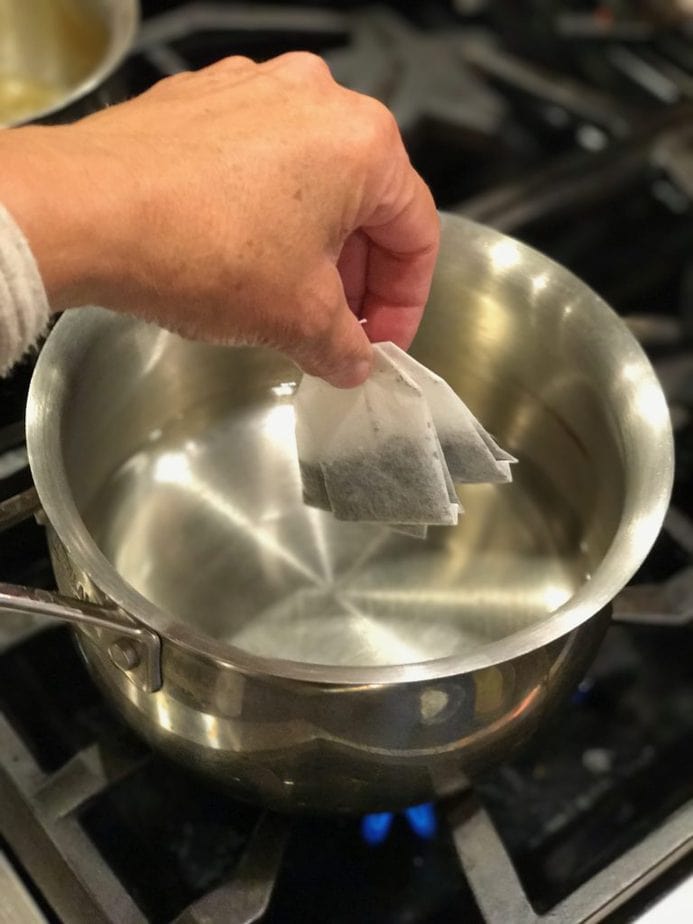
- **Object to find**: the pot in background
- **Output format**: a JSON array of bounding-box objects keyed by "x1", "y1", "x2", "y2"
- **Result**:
[{"x1": 0, "y1": 0, "x2": 139, "y2": 127}]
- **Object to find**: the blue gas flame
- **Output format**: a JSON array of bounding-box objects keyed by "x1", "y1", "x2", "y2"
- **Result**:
[
  {"x1": 404, "y1": 803, "x2": 437, "y2": 838},
  {"x1": 361, "y1": 803, "x2": 437, "y2": 845},
  {"x1": 361, "y1": 811, "x2": 394, "y2": 845}
]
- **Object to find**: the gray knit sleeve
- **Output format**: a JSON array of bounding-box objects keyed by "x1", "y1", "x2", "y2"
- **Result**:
[{"x1": 0, "y1": 203, "x2": 50, "y2": 376}]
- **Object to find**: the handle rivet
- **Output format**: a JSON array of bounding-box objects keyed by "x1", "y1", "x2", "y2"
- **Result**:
[{"x1": 108, "y1": 639, "x2": 141, "y2": 672}]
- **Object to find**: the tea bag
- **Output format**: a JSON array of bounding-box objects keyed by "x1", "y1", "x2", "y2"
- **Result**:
[
  {"x1": 294, "y1": 342, "x2": 515, "y2": 536},
  {"x1": 377, "y1": 343, "x2": 516, "y2": 483},
  {"x1": 390, "y1": 430, "x2": 459, "y2": 539},
  {"x1": 294, "y1": 399, "x2": 332, "y2": 511},
  {"x1": 294, "y1": 348, "x2": 459, "y2": 528}
]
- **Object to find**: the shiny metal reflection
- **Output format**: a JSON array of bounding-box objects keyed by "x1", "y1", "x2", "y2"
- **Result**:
[{"x1": 84, "y1": 403, "x2": 588, "y2": 668}]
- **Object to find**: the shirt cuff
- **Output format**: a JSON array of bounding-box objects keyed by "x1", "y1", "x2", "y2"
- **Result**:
[{"x1": 0, "y1": 202, "x2": 50, "y2": 376}]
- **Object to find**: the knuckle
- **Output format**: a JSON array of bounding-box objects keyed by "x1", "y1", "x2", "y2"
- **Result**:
[
  {"x1": 204, "y1": 55, "x2": 256, "y2": 76},
  {"x1": 363, "y1": 95, "x2": 398, "y2": 131},
  {"x1": 224, "y1": 54, "x2": 255, "y2": 68},
  {"x1": 280, "y1": 51, "x2": 332, "y2": 81},
  {"x1": 352, "y1": 94, "x2": 401, "y2": 153}
]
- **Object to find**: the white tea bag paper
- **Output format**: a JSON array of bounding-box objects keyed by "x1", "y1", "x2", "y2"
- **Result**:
[{"x1": 294, "y1": 342, "x2": 516, "y2": 537}]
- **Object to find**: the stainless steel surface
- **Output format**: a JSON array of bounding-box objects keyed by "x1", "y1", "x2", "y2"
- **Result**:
[
  {"x1": 0, "y1": 713, "x2": 148, "y2": 924},
  {"x1": 0, "y1": 480, "x2": 50, "y2": 651},
  {"x1": 0, "y1": 582, "x2": 161, "y2": 692},
  {"x1": 654, "y1": 124, "x2": 693, "y2": 197},
  {"x1": 4, "y1": 213, "x2": 672, "y2": 812},
  {"x1": 612, "y1": 506, "x2": 693, "y2": 626},
  {"x1": 613, "y1": 568, "x2": 693, "y2": 625},
  {"x1": 458, "y1": 32, "x2": 631, "y2": 135},
  {"x1": 448, "y1": 794, "x2": 693, "y2": 923},
  {"x1": 0, "y1": 0, "x2": 139, "y2": 126},
  {"x1": 0, "y1": 468, "x2": 162, "y2": 692},
  {"x1": 173, "y1": 813, "x2": 288, "y2": 924},
  {"x1": 0, "y1": 486, "x2": 40, "y2": 531},
  {"x1": 457, "y1": 106, "x2": 693, "y2": 232},
  {"x1": 0, "y1": 852, "x2": 47, "y2": 924},
  {"x1": 325, "y1": 8, "x2": 507, "y2": 138},
  {"x1": 634, "y1": 874, "x2": 693, "y2": 922},
  {"x1": 135, "y1": 1, "x2": 347, "y2": 51}
]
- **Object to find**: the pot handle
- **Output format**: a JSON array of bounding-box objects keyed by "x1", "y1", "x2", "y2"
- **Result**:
[{"x1": 0, "y1": 487, "x2": 162, "y2": 693}]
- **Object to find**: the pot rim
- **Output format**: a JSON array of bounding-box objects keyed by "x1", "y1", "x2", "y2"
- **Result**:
[
  {"x1": 9, "y1": 0, "x2": 140, "y2": 128},
  {"x1": 26, "y1": 215, "x2": 675, "y2": 686}
]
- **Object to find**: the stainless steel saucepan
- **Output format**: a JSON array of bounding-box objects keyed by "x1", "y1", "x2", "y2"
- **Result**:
[
  {"x1": 0, "y1": 214, "x2": 673, "y2": 813},
  {"x1": 0, "y1": 0, "x2": 139, "y2": 127}
]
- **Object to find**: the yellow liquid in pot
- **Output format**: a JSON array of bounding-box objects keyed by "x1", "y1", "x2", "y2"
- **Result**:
[
  {"x1": 0, "y1": 75, "x2": 64, "y2": 125},
  {"x1": 0, "y1": 0, "x2": 109, "y2": 125}
]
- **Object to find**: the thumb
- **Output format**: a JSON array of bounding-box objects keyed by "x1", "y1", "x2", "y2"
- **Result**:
[{"x1": 289, "y1": 264, "x2": 373, "y2": 388}]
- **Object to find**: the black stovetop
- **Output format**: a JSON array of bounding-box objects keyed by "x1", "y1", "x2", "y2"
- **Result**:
[{"x1": 2, "y1": 3, "x2": 693, "y2": 922}]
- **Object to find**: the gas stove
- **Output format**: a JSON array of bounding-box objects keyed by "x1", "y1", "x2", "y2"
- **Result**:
[{"x1": 2, "y1": 3, "x2": 693, "y2": 922}]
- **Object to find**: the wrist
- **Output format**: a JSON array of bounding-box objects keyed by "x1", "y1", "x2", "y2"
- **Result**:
[{"x1": 0, "y1": 124, "x2": 134, "y2": 313}]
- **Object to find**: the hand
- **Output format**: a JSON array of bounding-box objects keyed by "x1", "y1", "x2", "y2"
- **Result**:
[{"x1": 0, "y1": 53, "x2": 439, "y2": 387}]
